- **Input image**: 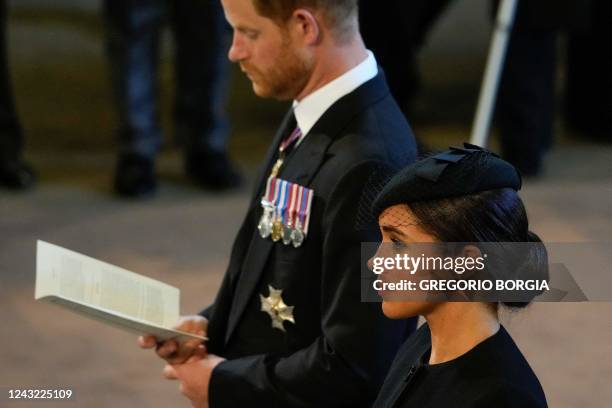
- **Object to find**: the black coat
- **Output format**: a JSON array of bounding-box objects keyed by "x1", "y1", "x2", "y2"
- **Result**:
[
  {"x1": 373, "y1": 324, "x2": 548, "y2": 408},
  {"x1": 202, "y1": 71, "x2": 418, "y2": 407}
]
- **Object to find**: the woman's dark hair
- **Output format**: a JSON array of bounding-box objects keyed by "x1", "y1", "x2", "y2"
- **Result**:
[{"x1": 408, "y1": 188, "x2": 548, "y2": 309}]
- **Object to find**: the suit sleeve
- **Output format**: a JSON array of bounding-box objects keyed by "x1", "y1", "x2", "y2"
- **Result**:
[
  {"x1": 199, "y1": 305, "x2": 213, "y2": 320},
  {"x1": 208, "y1": 161, "x2": 412, "y2": 407}
]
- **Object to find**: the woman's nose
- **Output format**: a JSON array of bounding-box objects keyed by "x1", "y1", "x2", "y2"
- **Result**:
[{"x1": 367, "y1": 256, "x2": 374, "y2": 271}]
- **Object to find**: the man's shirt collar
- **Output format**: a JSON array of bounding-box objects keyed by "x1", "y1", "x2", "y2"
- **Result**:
[{"x1": 292, "y1": 51, "x2": 378, "y2": 142}]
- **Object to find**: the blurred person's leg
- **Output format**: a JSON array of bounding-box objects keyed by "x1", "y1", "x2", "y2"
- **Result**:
[
  {"x1": 0, "y1": 0, "x2": 35, "y2": 190},
  {"x1": 566, "y1": 0, "x2": 611, "y2": 140},
  {"x1": 171, "y1": 0, "x2": 240, "y2": 190},
  {"x1": 496, "y1": 1, "x2": 557, "y2": 177},
  {"x1": 359, "y1": 0, "x2": 452, "y2": 119},
  {"x1": 104, "y1": 0, "x2": 165, "y2": 197}
]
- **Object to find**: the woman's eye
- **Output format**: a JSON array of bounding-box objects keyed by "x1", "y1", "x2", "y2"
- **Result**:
[{"x1": 391, "y1": 238, "x2": 406, "y2": 249}]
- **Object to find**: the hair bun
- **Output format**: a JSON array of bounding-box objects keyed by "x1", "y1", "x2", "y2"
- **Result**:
[{"x1": 503, "y1": 231, "x2": 549, "y2": 309}]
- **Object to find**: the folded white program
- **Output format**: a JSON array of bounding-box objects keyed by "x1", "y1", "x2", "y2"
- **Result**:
[{"x1": 35, "y1": 240, "x2": 205, "y2": 343}]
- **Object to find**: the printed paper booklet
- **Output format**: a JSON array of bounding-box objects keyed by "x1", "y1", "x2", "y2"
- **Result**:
[{"x1": 35, "y1": 240, "x2": 205, "y2": 343}]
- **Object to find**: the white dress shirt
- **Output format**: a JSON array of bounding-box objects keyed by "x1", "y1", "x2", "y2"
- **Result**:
[{"x1": 292, "y1": 51, "x2": 378, "y2": 144}]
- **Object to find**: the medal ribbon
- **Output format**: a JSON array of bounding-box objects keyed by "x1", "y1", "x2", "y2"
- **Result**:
[
  {"x1": 288, "y1": 183, "x2": 298, "y2": 227},
  {"x1": 264, "y1": 176, "x2": 274, "y2": 203},
  {"x1": 303, "y1": 188, "x2": 314, "y2": 234},
  {"x1": 275, "y1": 180, "x2": 285, "y2": 223},
  {"x1": 279, "y1": 180, "x2": 289, "y2": 225},
  {"x1": 295, "y1": 185, "x2": 304, "y2": 229},
  {"x1": 271, "y1": 178, "x2": 280, "y2": 219}
]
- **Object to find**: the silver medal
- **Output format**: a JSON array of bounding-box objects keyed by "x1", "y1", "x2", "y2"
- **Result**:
[
  {"x1": 258, "y1": 200, "x2": 274, "y2": 238},
  {"x1": 291, "y1": 219, "x2": 305, "y2": 248},
  {"x1": 282, "y1": 224, "x2": 293, "y2": 245}
]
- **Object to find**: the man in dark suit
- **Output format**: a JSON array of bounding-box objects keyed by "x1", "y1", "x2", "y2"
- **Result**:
[{"x1": 140, "y1": 0, "x2": 417, "y2": 406}]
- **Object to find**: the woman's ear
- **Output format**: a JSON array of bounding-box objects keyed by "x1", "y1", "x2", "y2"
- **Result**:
[
  {"x1": 291, "y1": 8, "x2": 321, "y2": 45},
  {"x1": 457, "y1": 244, "x2": 484, "y2": 279},
  {"x1": 462, "y1": 244, "x2": 483, "y2": 260}
]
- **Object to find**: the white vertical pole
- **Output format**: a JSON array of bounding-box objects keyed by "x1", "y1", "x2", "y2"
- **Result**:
[{"x1": 470, "y1": 0, "x2": 519, "y2": 147}]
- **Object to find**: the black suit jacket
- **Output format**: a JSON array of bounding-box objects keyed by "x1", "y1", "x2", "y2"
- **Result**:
[{"x1": 202, "y1": 71, "x2": 418, "y2": 407}]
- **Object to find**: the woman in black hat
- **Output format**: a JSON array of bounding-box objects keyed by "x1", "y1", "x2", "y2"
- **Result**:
[{"x1": 371, "y1": 144, "x2": 548, "y2": 407}]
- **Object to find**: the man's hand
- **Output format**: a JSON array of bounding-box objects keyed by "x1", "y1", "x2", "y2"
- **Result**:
[
  {"x1": 163, "y1": 354, "x2": 226, "y2": 408},
  {"x1": 138, "y1": 315, "x2": 208, "y2": 364}
]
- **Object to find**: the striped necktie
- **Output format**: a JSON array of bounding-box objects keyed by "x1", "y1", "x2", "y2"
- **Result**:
[{"x1": 270, "y1": 125, "x2": 302, "y2": 178}]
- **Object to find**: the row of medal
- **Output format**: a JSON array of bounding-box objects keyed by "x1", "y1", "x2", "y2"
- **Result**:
[{"x1": 257, "y1": 176, "x2": 314, "y2": 248}]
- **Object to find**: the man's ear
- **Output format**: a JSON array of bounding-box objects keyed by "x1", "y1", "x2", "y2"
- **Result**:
[{"x1": 291, "y1": 8, "x2": 321, "y2": 45}]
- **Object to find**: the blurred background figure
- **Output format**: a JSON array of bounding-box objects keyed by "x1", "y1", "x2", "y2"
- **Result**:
[
  {"x1": 104, "y1": 0, "x2": 240, "y2": 198},
  {"x1": 360, "y1": 0, "x2": 591, "y2": 177},
  {"x1": 565, "y1": 0, "x2": 611, "y2": 141},
  {"x1": 0, "y1": 0, "x2": 35, "y2": 190}
]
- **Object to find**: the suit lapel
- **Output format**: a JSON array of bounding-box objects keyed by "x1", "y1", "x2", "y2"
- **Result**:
[
  {"x1": 279, "y1": 132, "x2": 331, "y2": 184},
  {"x1": 225, "y1": 132, "x2": 333, "y2": 345},
  {"x1": 224, "y1": 72, "x2": 391, "y2": 345}
]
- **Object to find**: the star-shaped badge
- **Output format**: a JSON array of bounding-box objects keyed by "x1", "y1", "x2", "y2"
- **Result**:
[{"x1": 260, "y1": 285, "x2": 295, "y2": 332}]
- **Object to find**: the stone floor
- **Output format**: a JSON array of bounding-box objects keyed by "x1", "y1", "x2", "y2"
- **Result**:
[{"x1": 1, "y1": 3, "x2": 611, "y2": 408}]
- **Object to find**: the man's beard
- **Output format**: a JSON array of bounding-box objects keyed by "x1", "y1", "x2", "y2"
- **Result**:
[{"x1": 242, "y1": 44, "x2": 311, "y2": 100}]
